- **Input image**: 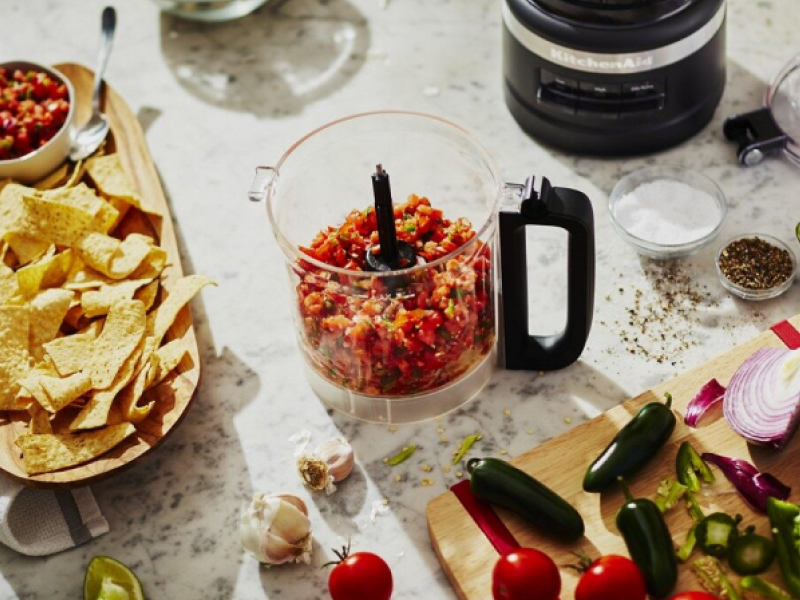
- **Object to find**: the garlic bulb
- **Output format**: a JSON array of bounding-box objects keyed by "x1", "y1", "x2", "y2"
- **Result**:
[
  {"x1": 314, "y1": 437, "x2": 355, "y2": 483},
  {"x1": 240, "y1": 493, "x2": 313, "y2": 565},
  {"x1": 297, "y1": 437, "x2": 355, "y2": 494}
]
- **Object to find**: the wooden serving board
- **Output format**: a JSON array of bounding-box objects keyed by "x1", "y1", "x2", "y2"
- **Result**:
[
  {"x1": 428, "y1": 314, "x2": 800, "y2": 598},
  {"x1": 0, "y1": 63, "x2": 200, "y2": 488}
]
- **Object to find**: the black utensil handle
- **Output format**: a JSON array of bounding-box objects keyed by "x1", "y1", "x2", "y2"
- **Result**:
[
  {"x1": 723, "y1": 108, "x2": 788, "y2": 166},
  {"x1": 499, "y1": 176, "x2": 595, "y2": 370}
]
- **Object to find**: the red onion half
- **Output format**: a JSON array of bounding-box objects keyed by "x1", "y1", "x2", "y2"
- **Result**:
[{"x1": 724, "y1": 348, "x2": 800, "y2": 449}]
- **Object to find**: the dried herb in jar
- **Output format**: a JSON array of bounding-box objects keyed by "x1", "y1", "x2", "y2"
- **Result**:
[{"x1": 718, "y1": 237, "x2": 794, "y2": 290}]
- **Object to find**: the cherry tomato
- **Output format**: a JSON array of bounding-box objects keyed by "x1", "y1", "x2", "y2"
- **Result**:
[
  {"x1": 328, "y1": 551, "x2": 393, "y2": 600},
  {"x1": 492, "y1": 549, "x2": 560, "y2": 600},
  {"x1": 575, "y1": 555, "x2": 647, "y2": 600},
  {"x1": 668, "y1": 594, "x2": 720, "y2": 600}
]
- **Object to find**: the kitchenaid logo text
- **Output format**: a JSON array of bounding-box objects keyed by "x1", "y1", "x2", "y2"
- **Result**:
[{"x1": 549, "y1": 48, "x2": 654, "y2": 72}]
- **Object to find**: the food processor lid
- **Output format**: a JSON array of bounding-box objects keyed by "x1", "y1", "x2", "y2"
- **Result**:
[
  {"x1": 724, "y1": 53, "x2": 800, "y2": 167},
  {"x1": 526, "y1": 0, "x2": 695, "y2": 25}
]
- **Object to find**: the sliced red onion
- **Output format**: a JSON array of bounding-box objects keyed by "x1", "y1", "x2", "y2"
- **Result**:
[
  {"x1": 684, "y1": 378, "x2": 726, "y2": 427},
  {"x1": 723, "y1": 348, "x2": 800, "y2": 449},
  {"x1": 701, "y1": 452, "x2": 791, "y2": 514}
]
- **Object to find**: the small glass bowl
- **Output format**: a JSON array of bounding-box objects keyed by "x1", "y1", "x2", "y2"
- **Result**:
[
  {"x1": 716, "y1": 234, "x2": 797, "y2": 301},
  {"x1": 608, "y1": 166, "x2": 728, "y2": 259}
]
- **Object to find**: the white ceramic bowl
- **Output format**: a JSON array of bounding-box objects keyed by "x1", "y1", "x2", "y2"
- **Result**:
[
  {"x1": 608, "y1": 166, "x2": 728, "y2": 259},
  {"x1": 0, "y1": 61, "x2": 75, "y2": 184}
]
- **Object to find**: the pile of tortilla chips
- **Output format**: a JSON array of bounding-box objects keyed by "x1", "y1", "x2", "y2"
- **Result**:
[{"x1": 0, "y1": 149, "x2": 215, "y2": 476}]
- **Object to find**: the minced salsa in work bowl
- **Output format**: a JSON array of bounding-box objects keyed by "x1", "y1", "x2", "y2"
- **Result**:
[
  {"x1": 296, "y1": 194, "x2": 495, "y2": 397},
  {"x1": 0, "y1": 62, "x2": 75, "y2": 183}
]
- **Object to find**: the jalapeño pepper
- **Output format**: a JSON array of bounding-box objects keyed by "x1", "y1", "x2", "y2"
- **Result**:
[
  {"x1": 767, "y1": 497, "x2": 800, "y2": 597},
  {"x1": 676, "y1": 441, "x2": 715, "y2": 492},
  {"x1": 695, "y1": 512, "x2": 742, "y2": 558},
  {"x1": 616, "y1": 477, "x2": 678, "y2": 599},
  {"x1": 729, "y1": 526, "x2": 776, "y2": 575},
  {"x1": 583, "y1": 393, "x2": 676, "y2": 493},
  {"x1": 467, "y1": 457, "x2": 585, "y2": 542}
]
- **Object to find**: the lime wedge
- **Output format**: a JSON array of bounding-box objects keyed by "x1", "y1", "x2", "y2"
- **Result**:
[{"x1": 84, "y1": 556, "x2": 145, "y2": 600}]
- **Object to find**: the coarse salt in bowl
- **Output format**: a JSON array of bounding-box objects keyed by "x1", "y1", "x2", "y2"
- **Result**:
[{"x1": 608, "y1": 166, "x2": 728, "y2": 259}]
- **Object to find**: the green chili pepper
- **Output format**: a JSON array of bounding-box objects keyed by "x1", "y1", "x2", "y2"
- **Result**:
[
  {"x1": 677, "y1": 525, "x2": 697, "y2": 562},
  {"x1": 767, "y1": 497, "x2": 800, "y2": 597},
  {"x1": 467, "y1": 457, "x2": 585, "y2": 542},
  {"x1": 452, "y1": 434, "x2": 482, "y2": 466},
  {"x1": 740, "y1": 575, "x2": 794, "y2": 600},
  {"x1": 686, "y1": 490, "x2": 705, "y2": 523},
  {"x1": 728, "y1": 526, "x2": 776, "y2": 576},
  {"x1": 696, "y1": 512, "x2": 742, "y2": 558},
  {"x1": 655, "y1": 478, "x2": 687, "y2": 513},
  {"x1": 676, "y1": 441, "x2": 715, "y2": 492},
  {"x1": 387, "y1": 444, "x2": 416, "y2": 466},
  {"x1": 616, "y1": 477, "x2": 678, "y2": 599},
  {"x1": 692, "y1": 557, "x2": 742, "y2": 600},
  {"x1": 583, "y1": 393, "x2": 676, "y2": 493}
]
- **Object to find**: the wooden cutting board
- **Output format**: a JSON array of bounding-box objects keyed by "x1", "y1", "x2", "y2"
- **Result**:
[
  {"x1": 0, "y1": 63, "x2": 201, "y2": 488},
  {"x1": 428, "y1": 314, "x2": 800, "y2": 598}
]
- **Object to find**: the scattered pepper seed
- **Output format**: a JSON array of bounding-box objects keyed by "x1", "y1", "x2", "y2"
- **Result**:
[
  {"x1": 436, "y1": 427, "x2": 444, "y2": 434},
  {"x1": 394, "y1": 474, "x2": 403, "y2": 482},
  {"x1": 456, "y1": 471, "x2": 463, "y2": 478},
  {"x1": 382, "y1": 457, "x2": 389, "y2": 464},
  {"x1": 421, "y1": 464, "x2": 433, "y2": 473},
  {"x1": 383, "y1": 498, "x2": 389, "y2": 505},
  {"x1": 499, "y1": 449, "x2": 508, "y2": 455},
  {"x1": 718, "y1": 236, "x2": 794, "y2": 290},
  {"x1": 503, "y1": 408, "x2": 511, "y2": 416},
  {"x1": 564, "y1": 417, "x2": 572, "y2": 424},
  {"x1": 443, "y1": 465, "x2": 451, "y2": 473},
  {"x1": 526, "y1": 428, "x2": 534, "y2": 435},
  {"x1": 389, "y1": 426, "x2": 398, "y2": 433},
  {"x1": 421, "y1": 478, "x2": 434, "y2": 486},
  {"x1": 388, "y1": 444, "x2": 416, "y2": 466}
]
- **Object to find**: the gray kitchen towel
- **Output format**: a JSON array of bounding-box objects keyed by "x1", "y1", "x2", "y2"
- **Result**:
[{"x1": 0, "y1": 476, "x2": 108, "y2": 556}]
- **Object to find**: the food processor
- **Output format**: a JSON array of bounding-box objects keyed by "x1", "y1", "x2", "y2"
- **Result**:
[
  {"x1": 249, "y1": 112, "x2": 596, "y2": 423},
  {"x1": 724, "y1": 52, "x2": 800, "y2": 166}
]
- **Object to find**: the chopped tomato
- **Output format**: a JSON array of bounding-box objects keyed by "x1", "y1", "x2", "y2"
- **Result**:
[{"x1": 296, "y1": 194, "x2": 494, "y2": 396}]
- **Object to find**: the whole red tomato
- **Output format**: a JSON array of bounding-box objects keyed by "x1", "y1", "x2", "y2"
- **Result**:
[
  {"x1": 492, "y1": 549, "x2": 560, "y2": 600},
  {"x1": 668, "y1": 594, "x2": 719, "y2": 600},
  {"x1": 575, "y1": 555, "x2": 647, "y2": 600},
  {"x1": 328, "y1": 551, "x2": 393, "y2": 600}
]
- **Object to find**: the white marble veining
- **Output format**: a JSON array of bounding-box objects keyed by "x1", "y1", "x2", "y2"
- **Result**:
[{"x1": 1, "y1": 0, "x2": 800, "y2": 598}]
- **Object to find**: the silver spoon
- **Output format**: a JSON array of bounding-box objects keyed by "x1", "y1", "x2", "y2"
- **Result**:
[{"x1": 70, "y1": 6, "x2": 117, "y2": 162}]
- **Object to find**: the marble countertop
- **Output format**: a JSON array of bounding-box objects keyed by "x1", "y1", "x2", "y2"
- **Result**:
[{"x1": 2, "y1": 0, "x2": 800, "y2": 598}]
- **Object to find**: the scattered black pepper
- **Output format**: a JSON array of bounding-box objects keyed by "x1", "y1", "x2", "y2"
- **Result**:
[{"x1": 718, "y1": 237, "x2": 794, "y2": 290}]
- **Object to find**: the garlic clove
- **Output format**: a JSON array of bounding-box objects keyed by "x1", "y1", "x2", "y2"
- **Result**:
[
  {"x1": 240, "y1": 493, "x2": 313, "y2": 565},
  {"x1": 314, "y1": 437, "x2": 355, "y2": 483},
  {"x1": 297, "y1": 455, "x2": 335, "y2": 494}
]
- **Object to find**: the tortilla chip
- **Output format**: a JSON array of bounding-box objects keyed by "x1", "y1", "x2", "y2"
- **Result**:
[
  {"x1": 149, "y1": 275, "x2": 216, "y2": 345},
  {"x1": 134, "y1": 279, "x2": 159, "y2": 311},
  {"x1": 149, "y1": 339, "x2": 187, "y2": 388},
  {"x1": 118, "y1": 337, "x2": 158, "y2": 423},
  {"x1": 64, "y1": 159, "x2": 86, "y2": 188},
  {"x1": 16, "y1": 247, "x2": 73, "y2": 298},
  {"x1": 28, "y1": 405, "x2": 52, "y2": 435},
  {"x1": 33, "y1": 164, "x2": 71, "y2": 190},
  {"x1": 71, "y1": 334, "x2": 145, "y2": 430},
  {"x1": 18, "y1": 422, "x2": 136, "y2": 475},
  {"x1": 87, "y1": 299, "x2": 145, "y2": 389},
  {"x1": 40, "y1": 183, "x2": 118, "y2": 235},
  {"x1": 64, "y1": 263, "x2": 114, "y2": 291},
  {"x1": 86, "y1": 154, "x2": 156, "y2": 213},
  {"x1": 0, "y1": 183, "x2": 30, "y2": 232},
  {"x1": 77, "y1": 319, "x2": 104, "y2": 338},
  {"x1": 43, "y1": 330, "x2": 96, "y2": 376},
  {"x1": 81, "y1": 279, "x2": 152, "y2": 318},
  {"x1": 29, "y1": 288, "x2": 74, "y2": 360},
  {"x1": 13, "y1": 194, "x2": 96, "y2": 246},
  {"x1": 108, "y1": 234, "x2": 152, "y2": 280},
  {"x1": 130, "y1": 246, "x2": 167, "y2": 280},
  {"x1": 0, "y1": 306, "x2": 31, "y2": 410},
  {"x1": 5, "y1": 233, "x2": 49, "y2": 266},
  {"x1": 0, "y1": 262, "x2": 18, "y2": 303},
  {"x1": 76, "y1": 233, "x2": 120, "y2": 275},
  {"x1": 38, "y1": 372, "x2": 93, "y2": 413}
]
